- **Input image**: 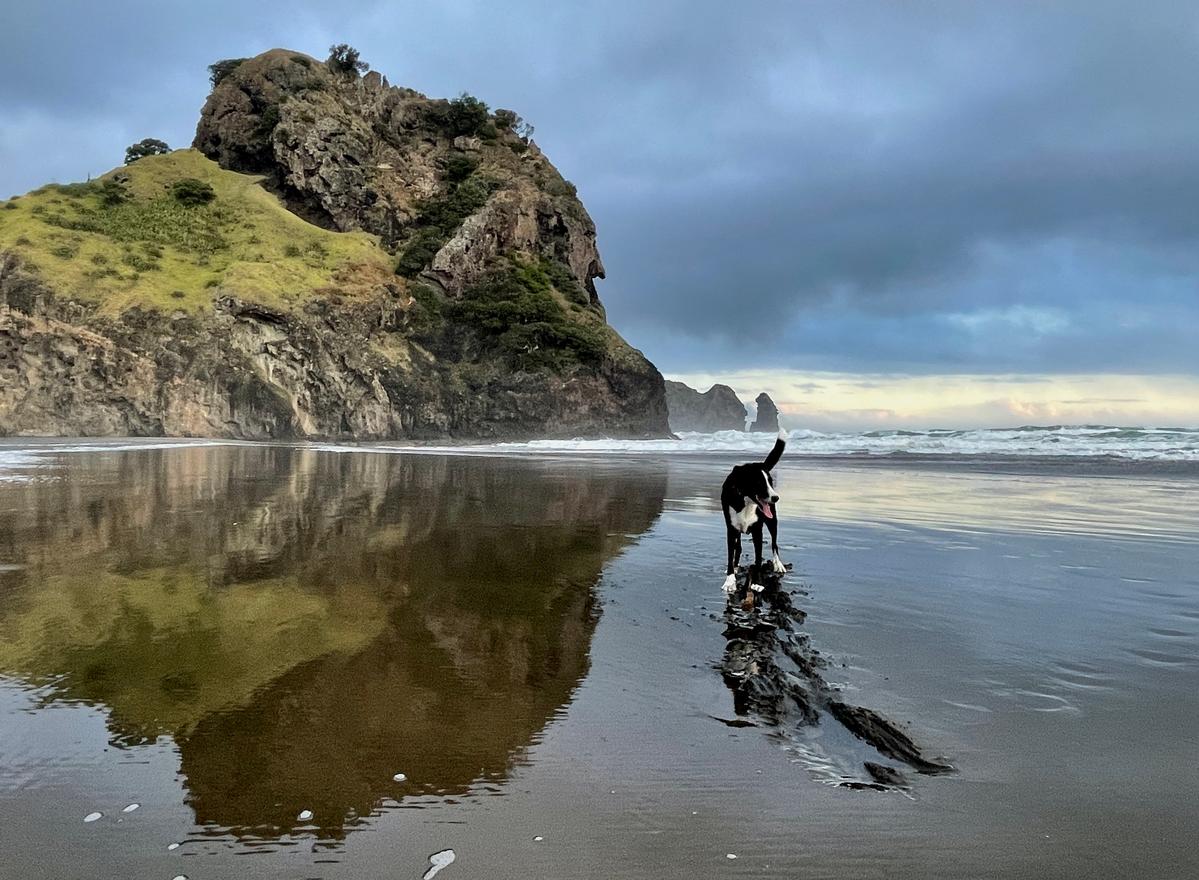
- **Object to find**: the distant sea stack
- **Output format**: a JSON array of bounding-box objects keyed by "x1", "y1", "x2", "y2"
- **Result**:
[
  {"x1": 750, "y1": 393, "x2": 781, "y2": 432},
  {"x1": 0, "y1": 47, "x2": 669, "y2": 440},
  {"x1": 663, "y1": 381, "x2": 747, "y2": 432}
]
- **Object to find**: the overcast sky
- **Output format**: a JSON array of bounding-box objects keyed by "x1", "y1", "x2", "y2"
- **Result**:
[{"x1": 3, "y1": 1, "x2": 1197, "y2": 428}]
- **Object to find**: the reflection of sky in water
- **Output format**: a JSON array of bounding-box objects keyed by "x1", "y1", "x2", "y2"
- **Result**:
[{"x1": 701, "y1": 461, "x2": 1199, "y2": 678}]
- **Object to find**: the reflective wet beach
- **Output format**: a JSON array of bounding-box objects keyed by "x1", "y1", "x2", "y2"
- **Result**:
[{"x1": 0, "y1": 444, "x2": 1196, "y2": 878}]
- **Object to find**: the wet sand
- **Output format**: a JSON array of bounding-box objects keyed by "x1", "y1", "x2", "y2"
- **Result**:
[{"x1": 0, "y1": 445, "x2": 1196, "y2": 879}]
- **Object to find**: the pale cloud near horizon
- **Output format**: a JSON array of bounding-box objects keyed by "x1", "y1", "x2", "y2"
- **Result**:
[{"x1": 670, "y1": 371, "x2": 1199, "y2": 431}]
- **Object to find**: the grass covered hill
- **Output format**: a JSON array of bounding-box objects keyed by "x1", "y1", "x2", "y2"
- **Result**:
[{"x1": 0, "y1": 150, "x2": 389, "y2": 314}]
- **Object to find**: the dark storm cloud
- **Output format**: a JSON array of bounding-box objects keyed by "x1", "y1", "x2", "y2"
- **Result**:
[{"x1": 2, "y1": 1, "x2": 1197, "y2": 376}]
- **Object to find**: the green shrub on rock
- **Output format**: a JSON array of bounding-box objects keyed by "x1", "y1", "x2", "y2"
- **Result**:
[
  {"x1": 208, "y1": 58, "x2": 248, "y2": 87},
  {"x1": 405, "y1": 283, "x2": 445, "y2": 339},
  {"x1": 446, "y1": 93, "x2": 490, "y2": 137},
  {"x1": 395, "y1": 229, "x2": 443, "y2": 278},
  {"x1": 327, "y1": 43, "x2": 369, "y2": 76},
  {"x1": 443, "y1": 154, "x2": 479, "y2": 183},
  {"x1": 171, "y1": 178, "x2": 216, "y2": 207},
  {"x1": 449, "y1": 260, "x2": 607, "y2": 370}
]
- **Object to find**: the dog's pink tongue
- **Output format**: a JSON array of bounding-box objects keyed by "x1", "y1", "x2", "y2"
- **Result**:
[{"x1": 760, "y1": 502, "x2": 774, "y2": 519}]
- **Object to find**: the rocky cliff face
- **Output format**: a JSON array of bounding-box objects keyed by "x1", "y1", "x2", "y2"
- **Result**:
[
  {"x1": 663, "y1": 380, "x2": 746, "y2": 432},
  {"x1": 750, "y1": 392, "x2": 781, "y2": 432},
  {"x1": 0, "y1": 48, "x2": 668, "y2": 440},
  {"x1": 194, "y1": 50, "x2": 605, "y2": 304}
]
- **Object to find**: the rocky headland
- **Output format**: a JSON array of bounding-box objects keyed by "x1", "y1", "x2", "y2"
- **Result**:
[
  {"x1": 663, "y1": 380, "x2": 747, "y2": 432},
  {"x1": 0, "y1": 48, "x2": 669, "y2": 440},
  {"x1": 750, "y1": 392, "x2": 781, "y2": 433}
]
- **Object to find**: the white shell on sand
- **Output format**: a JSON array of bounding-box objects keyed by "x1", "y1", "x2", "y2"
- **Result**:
[
  {"x1": 121, "y1": 803, "x2": 140, "y2": 813},
  {"x1": 392, "y1": 772, "x2": 407, "y2": 782},
  {"x1": 726, "y1": 853, "x2": 738, "y2": 860},
  {"x1": 83, "y1": 812, "x2": 102, "y2": 823},
  {"x1": 422, "y1": 849, "x2": 456, "y2": 880},
  {"x1": 533, "y1": 836, "x2": 543, "y2": 842},
  {"x1": 167, "y1": 843, "x2": 181, "y2": 851},
  {"x1": 297, "y1": 809, "x2": 314, "y2": 821}
]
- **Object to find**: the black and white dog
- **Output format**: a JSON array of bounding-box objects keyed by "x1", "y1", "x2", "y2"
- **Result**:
[{"x1": 721, "y1": 429, "x2": 787, "y2": 594}]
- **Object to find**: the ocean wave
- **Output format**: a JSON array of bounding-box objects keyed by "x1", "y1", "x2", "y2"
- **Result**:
[
  {"x1": 378, "y1": 426, "x2": 1199, "y2": 460},
  {"x1": 2, "y1": 426, "x2": 1198, "y2": 463}
]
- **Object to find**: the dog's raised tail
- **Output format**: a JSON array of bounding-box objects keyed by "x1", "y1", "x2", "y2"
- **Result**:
[{"x1": 763, "y1": 428, "x2": 787, "y2": 471}]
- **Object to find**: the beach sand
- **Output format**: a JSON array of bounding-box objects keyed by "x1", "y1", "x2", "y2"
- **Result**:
[{"x1": 0, "y1": 444, "x2": 1196, "y2": 879}]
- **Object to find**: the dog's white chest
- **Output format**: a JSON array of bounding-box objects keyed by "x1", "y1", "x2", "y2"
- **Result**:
[{"x1": 728, "y1": 500, "x2": 758, "y2": 533}]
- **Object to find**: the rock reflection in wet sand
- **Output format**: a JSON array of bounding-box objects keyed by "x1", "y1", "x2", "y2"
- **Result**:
[{"x1": 0, "y1": 446, "x2": 666, "y2": 838}]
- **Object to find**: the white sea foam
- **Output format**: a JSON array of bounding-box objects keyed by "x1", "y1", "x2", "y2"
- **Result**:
[
  {"x1": 3, "y1": 426, "x2": 1198, "y2": 467},
  {"x1": 322, "y1": 426, "x2": 1199, "y2": 461}
]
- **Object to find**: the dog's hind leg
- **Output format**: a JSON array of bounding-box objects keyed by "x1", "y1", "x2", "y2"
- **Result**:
[
  {"x1": 722, "y1": 526, "x2": 741, "y2": 593},
  {"x1": 765, "y1": 507, "x2": 786, "y2": 574},
  {"x1": 749, "y1": 521, "x2": 765, "y2": 592}
]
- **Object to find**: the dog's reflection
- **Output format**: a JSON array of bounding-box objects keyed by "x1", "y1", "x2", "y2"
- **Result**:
[{"x1": 717, "y1": 563, "x2": 952, "y2": 790}]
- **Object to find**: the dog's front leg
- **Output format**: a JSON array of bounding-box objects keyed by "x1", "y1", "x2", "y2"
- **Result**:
[
  {"x1": 749, "y1": 522, "x2": 765, "y2": 592},
  {"x1": 722, "y1": 526, "x2": 740, "y2": 593},
  {"x1": 765, "y1": 508, "x2": 785, "y2": 573}
]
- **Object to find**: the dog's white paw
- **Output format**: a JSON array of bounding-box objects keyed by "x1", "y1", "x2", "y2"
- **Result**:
[
  {"x1": 721, "y1": 574, "x2": 737, "y2": 594},
  {"x1": 750, "y1": 581, "x2": 765, "y2": 593},
  {"x1": 772, "y1": 554, "x2": 786, "y2": 574}
]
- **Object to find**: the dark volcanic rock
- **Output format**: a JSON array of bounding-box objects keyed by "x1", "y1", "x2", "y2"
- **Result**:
[
  {"x1": 750, "y1": 392, "x2": 781, "y2": 432},
  {"x1": 663, "y1": 380, "x2": 746, "y2": 432}
]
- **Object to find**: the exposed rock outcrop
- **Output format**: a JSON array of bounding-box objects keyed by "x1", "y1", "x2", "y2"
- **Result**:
[
  {"x1": 0, "y1": 48, "x2": 670, "y2": 440},
  {"x1": 193, "y1": 50, "x2": 606, "y2": 304},
  {"x1": 0, "y1": 254, "x2": 664, "y2": 439},
  {"x1": 663, "y1": 380, "x2": 746, "y2": 432},
  {"x1": 750, "y1": 392, "x2": 781, "y2": 433}
]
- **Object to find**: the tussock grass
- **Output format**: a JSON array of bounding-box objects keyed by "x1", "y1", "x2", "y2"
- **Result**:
[{"x1": 0, "y1": 149, "x2": 389, "y2": 313}]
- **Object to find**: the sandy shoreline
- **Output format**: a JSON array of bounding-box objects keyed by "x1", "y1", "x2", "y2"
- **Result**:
[{"x1": 0, "y1": 447, "x2": 1195, "y2": 878}]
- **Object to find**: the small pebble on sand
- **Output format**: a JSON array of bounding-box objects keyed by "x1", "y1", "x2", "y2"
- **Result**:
[
  {"x1": 83, "y1": 812, "x2": 102, "y2": 823},
  {"x1": 533, "y1": 836, "x2": 543, "y2": 842},
  {"x1": 122, "y1": 803, "x2": 140, "y2": 813},
  {"x1": 297, "y1": 809, "x2": 313, "y2": 821},
  {"x1": 167, "y1": 843, "x2": 181, "y2": 851},
  {"x1": 726, "y1": 853, "x2": 738, "y2": 860},
  {"x1": 392, "y1": 773, "x2": 407, "y2": 782}
]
